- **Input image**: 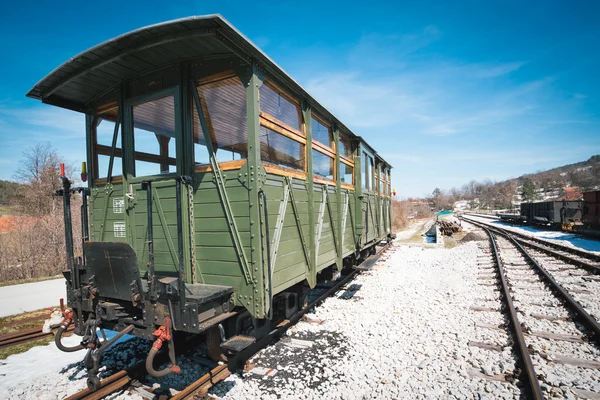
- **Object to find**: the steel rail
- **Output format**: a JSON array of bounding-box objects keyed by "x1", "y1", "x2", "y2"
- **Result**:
[
  {"x1": 467, "y1": 218, "x2": 600, "y2": 337},
  {"x1": 513, "y1": 236, "x2": 600, "y2": 274},
  {"x1": 65, "y1": 361, "x2": 146, "y2": 400},
  {"x1": 0, "y1": 325, "x2": 74, "y2": 349},
  {"x1": 503, "y1": 235, "x2": 600, "y2": 341},
  {"x1": 172, "y1": 241, "x2": 393, "y2": 400},
  {"x1": 463, "y1": 216, "x2": 600, "y2": 273},
  {"x1": 484, "y1": 227, "x2": 544, "y2": 400},
  {"x1": 463, "y1": 215, "x2": 600, "y2": 264}
]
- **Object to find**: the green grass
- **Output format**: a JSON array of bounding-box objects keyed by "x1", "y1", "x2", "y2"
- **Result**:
[
  {"x1": 0, "y1": 205, "x2": 15, "y2": 216},
  {"x1": 0, "y1": 306, "x2": 61, "y2": 359},
  {"x1": 0, "y1": 306, "x2": 59, "y2": 333},
  {"x1": 0, "y1": 275, "x2": 63, "y2": 287}
]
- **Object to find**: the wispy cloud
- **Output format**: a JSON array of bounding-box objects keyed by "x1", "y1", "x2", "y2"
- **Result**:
[
  {"x1": 0, "y1": 104, "x2": 85, "y2": 180},
  {"x1": 294, "y1": 25, "x2": 600, "y2": 195}
]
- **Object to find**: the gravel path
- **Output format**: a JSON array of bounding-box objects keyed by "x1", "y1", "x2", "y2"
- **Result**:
[{"x1": 210, "y1": 240, "x2": 522, "y2": 399}]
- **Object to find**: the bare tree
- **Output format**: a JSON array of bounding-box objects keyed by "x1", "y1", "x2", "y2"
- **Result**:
[{"x1": 0, "y1": 143, "x2": 82, "y2": 282}]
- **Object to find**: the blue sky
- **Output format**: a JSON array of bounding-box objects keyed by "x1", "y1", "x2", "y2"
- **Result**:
[{"x1": 0, "y1": 0, "x2": 599, "y2": 197}]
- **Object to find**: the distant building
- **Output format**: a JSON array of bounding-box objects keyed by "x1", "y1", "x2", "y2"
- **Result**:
[{"x1": 557, "y1": 187, "x2": 582, "y2": 201}]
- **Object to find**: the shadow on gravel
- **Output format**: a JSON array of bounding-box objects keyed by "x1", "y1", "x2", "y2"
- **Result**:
[
  {"x1": 214, "y1": 330, "x2": 350, "y2": 398},
  {"x1": 339, "y1": 283, "x2": 362, "y2": 300}
]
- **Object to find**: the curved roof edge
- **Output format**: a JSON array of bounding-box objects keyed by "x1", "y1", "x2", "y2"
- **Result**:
[{"x1": 26, "y1": 14, "x2": 392, "y2": 168}]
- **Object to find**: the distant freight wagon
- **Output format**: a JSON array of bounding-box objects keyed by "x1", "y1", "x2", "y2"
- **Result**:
[
  {"x1": 519, "y1": 200, "x2": 582, "y2": 228},
  {"x1": 582, "y1": 190, "x2": 600, "y2": 231}
]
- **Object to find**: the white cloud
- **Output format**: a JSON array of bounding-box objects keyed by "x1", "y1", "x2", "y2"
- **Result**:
[{"x1": 0, "y1": 104, "x2": 86, "y2": 180}]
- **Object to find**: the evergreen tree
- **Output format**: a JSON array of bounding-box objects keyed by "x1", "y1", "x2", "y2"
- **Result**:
[{"x1": 521, "y1": 179, "x2": 536, "y2": 202}]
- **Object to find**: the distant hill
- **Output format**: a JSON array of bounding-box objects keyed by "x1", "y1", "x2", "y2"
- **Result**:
[{"x1": 430, "y1": 155, "x2": 600, "y2": 211}]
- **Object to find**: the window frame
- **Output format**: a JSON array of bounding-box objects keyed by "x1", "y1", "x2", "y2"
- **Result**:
[
  {"x1": 258, "y1": 79, "x2": 307, "y2": 179},
  {"x1": 125, "y1": 86, "x2": 181, "y2": 183},
  {"x1": 310, "y1": 113, "x2": 337, "y2": 185},
  {"x1": 91, "y1": 101, "x2": 124, "y2": 186},
  {"x1": 193, "y1": 72, "x2": 249, "y2": 171}
]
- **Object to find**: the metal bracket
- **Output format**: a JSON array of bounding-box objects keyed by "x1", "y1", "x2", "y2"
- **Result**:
[
  {"x1": 98, "y1": 186, "x2": 114, "y2": 241},
  {"x1": 341, "y1": 191, "x2": 349, "y2": 249},
  {"x1": 270, "y1": 180, "x2": 290, "y2": 278},
  {"x1": 325, "y1": 188, "x2": 338, "y2": 258},
  {"x1": 314, "y1": 186, "x2": 327, "y2": 265},
  {"x1": 286, "y1": 177, "x2": 311, "y2": 270}
]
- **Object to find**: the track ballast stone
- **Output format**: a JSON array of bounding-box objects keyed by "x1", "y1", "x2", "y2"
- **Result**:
[{"x1": 212, "y1": 241, "x2": 521, "y2": 399}]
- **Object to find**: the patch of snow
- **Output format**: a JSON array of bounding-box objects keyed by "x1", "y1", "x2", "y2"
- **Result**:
[
  {"x1": 0, "y1": 278, "x2": 65, "y2": 317},
  {"x1": 466, "y1": 216, "x2": 600, "y2": 254},
  {"x1": 0, "y1": 330, "x2": 138, "y2": 399}
]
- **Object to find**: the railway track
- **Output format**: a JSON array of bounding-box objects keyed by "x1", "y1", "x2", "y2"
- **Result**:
[
  {"x1": 0, "y1": 325, "x2": 74, "y2": 349},
  {"x1": 65, "y1": 241, "x2": 393, "y2": 399},
  {"x1": 463, "y1": 215, "x2": 600, "y2": 271},
  {"x1": 466, "y1": 218, "x2": 600, "y2": 399}
]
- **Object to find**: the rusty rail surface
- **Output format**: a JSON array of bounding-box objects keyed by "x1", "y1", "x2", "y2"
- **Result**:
[
  {"x1": 483, "y1": 226, "x2": 544, "y2": 400},
  {"x1": 65, "y1": 361, "x2": 146, "y2": 400},
  {"x1": 0, "y1": 325, "x2": 74, "y2": 349}
]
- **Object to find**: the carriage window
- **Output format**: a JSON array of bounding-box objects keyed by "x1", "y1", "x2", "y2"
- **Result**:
[
  {"x1": 132, "y1": 95, "x2": 176, "y2": 176},
  {"x1": 259, "y1": 83, "x2": 301, "y2": 130},
  {"x1": 194, "y1": 76, "x2": 247, "y2": 165},
  {"x1": 311, "y1": 117, "x2": 332, "y2": 148},
  {"x1": 260, "y1": 126, "x2": 305, "y2": 171},
  {"x1": 341, "y1": 163, "x2": 353, "y2": 185},
  {"x1": 313, "y1": 150, "x2": 334, "y2": 180},
  {"x1": 339, "y1": 134, "x2": 353, "y2": 159},
  {"x1": 93, "y1": 104, "x2": 122, "y2": 180}
]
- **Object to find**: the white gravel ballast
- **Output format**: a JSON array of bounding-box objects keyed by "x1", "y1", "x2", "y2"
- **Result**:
[{"x1": 211, "y1": 241, "x2": 518, "y2": 400}]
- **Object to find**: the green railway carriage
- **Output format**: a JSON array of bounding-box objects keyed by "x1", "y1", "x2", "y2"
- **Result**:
[{"x1": 27, "y1": 15, "x2": 393, "y2": 387}]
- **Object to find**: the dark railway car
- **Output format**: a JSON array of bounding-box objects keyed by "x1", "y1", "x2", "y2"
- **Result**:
[
  {"x1": 582, "y1": 190, "x2": 600, "y2": 230},
  {"x1": 497, "y1": 213, "x2": 525, "y2": 223},
  {"x1": 27, "y1": 15, "x2": 393, "y2": 390},
  {"x1": 520, "y1": 200, "x2": 582, "y2": 227}
]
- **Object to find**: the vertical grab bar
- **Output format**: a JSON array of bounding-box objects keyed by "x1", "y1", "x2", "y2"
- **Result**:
[
  {"x1": 175, "y1": 177, "x2": 189, "y2": 309},
  {"x1": 80, "y1": 187, "x2": 90, "y2": 263},
  {"x1": 142, "y1": 181, "x2": 157, "y2": 301}
]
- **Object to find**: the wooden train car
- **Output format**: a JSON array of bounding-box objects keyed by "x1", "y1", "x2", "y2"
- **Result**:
[{"x1": 27, "y1": 15, "x2": 393, "y2": 389}]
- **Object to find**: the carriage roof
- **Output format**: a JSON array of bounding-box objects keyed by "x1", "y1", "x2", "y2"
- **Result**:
[{"x1": 26, "y1": 14, "x2": 390, "y2": 167}]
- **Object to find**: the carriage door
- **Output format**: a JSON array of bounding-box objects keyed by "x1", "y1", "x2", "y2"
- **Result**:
[{"x1": 126, "y1": 89, "x2": 189, "y2": 281}]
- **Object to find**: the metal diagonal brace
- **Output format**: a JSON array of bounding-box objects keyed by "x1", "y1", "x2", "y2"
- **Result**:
[
  {"x1": 98, "y1": 186, "x2": 114, "y2": 241},
  {"x1": 270, "y1": 180, "x2": 290, "y2": 279},
  {"x1": 192, "y1": 83, "x2": 252, "y2": 284},
  {"x1": 325, "y1": 188, "x2": 338, "y2": 258},
  {"x1": 286, "y1": 177, "x2": 311, "y2": 271},
  {"x1": 341, "y1": 191, "x2": 349, "y2": 249},
  {"x1": 314, "y1": 186, "x2": 327, "y2": 265}
]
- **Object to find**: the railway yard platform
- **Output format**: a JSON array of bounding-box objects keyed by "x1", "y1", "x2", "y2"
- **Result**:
[{"x1": 0, "y1": 221, "x2": 599, "y2": 399}]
